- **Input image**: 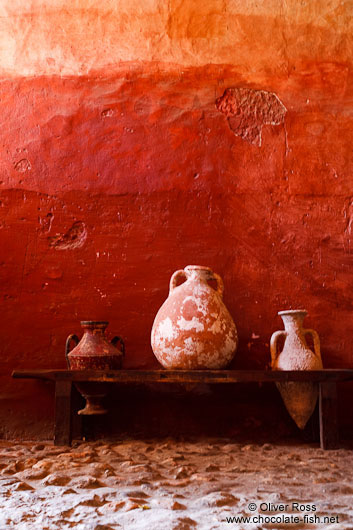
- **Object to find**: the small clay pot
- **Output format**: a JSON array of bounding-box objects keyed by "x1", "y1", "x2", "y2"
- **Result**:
[{"x1": 66, "y1": 321, "x2": 125, "y2": 415}]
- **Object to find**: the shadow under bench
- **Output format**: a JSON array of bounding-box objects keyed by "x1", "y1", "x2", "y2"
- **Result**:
[{"x1": 12, "y1": 369, "x2": 353, "y2": 450}]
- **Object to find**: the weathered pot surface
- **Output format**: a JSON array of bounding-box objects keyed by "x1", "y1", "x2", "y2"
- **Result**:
[
  {"x1": 271, "y1": 309, "x2": 323, "y2": 429},
  {"x1": 66, "y1": 321, "x2": 125, "y2": 415},
  {"x1": 66, "y1": 321, "x2": 124, "y2": 371},
  {"x1": 151, "y1": 265, "x2": 238, "y2": 369}
]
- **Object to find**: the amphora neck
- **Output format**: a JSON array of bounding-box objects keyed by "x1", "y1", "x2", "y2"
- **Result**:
[
  {"x1": 80, "y1": 321, "x2": 108, "y2": 336},
  {"x1": 279, "y1": 310, "x2": 307, "y2": 333},
  {"x1": 184, "y1": 265, "x2": 213, "y2": 283}
]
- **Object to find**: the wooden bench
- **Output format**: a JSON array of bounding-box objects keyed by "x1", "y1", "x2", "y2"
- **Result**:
[{"x1": 12, "y1": 369, "x2": 353, "y2": 450}]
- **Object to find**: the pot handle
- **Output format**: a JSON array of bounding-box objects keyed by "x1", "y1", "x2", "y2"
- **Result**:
[
  {"x1": 169, "y1": 269, "x2": 186, "y2": 293},
  {"x1": 65, "y1": 334, "x2": 79, "y2": 368},
  {"x1": 211, "y1": 272, "x2": 224, "y2": 297},
  {"x1": 304, "y1": 329, "x2": 321, "y2": 359},
  {"x1": 111, "y1": 336, "x2": 125, "y2": 357},
  {"x1": 270, "y1": 331, "x2": 287, "y2": 367}
]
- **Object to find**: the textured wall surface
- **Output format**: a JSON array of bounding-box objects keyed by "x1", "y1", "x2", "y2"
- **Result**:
[{"x1": 0, "y1": 1, "x2": 352, "y2": 438}]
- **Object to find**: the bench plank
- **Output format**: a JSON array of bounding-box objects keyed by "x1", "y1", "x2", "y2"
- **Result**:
[{"x1": 12, "y1": 369, "x2": 353, "y2": 383}]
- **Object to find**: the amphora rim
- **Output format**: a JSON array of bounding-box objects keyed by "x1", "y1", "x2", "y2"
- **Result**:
[{"x1": 278, "y1": 310, "x2": 307, "y2": 317}]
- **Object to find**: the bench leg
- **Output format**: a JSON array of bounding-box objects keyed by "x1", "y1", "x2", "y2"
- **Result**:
[
  {"x1": 319, "y1": 382, "x2": 338, "y2": 450},
  {"x1": 71, "y1": 384, "x2": 83, "y2": 441},
  {"x1": 54, "y1": 380, "x2": 73, "y2": 446}
]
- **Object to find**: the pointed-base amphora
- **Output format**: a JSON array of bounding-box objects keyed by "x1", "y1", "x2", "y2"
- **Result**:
[{"x1": 270, "y1": 310, "x2": 323, "y2": 429}]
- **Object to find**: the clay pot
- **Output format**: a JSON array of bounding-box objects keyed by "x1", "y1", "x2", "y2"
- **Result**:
[
  {"x1": 66, "y1": 321, "x2": 125, "y2": 415},
  {"x1": 151, "y1": 265, "x2": 238, "y2": 369},
  {"x1": 271, "y1": 310, "x2": 323, "y2": 429}
]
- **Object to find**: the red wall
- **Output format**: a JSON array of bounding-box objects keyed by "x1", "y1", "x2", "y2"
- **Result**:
[{"x1": 0, "y1": 4, "x2": 352, "y2": 438}]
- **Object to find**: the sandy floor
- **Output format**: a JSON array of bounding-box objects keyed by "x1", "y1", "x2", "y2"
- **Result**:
[{"x1": 0, "y1": 438, "x2": 352, "y2": 530}]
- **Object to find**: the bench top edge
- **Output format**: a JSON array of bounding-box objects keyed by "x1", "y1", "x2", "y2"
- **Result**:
[{"x1": 11, "y1": 368, "x2": 353, "y2": 382}]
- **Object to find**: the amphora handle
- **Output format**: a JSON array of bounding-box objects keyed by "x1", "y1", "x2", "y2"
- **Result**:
[
  {"x1": 211, "y1": 272, "x2": 224, "y2": 298},
  {"x1": 270, "y1": 330, "x2": 287, "y2": 367},
  {"x1": 111, "y1": 336, "x2": 125, "y2": 357},
  {"x1": 304, "y1": 329, "x2": 321, "y2": 360},
  {"x1": 65, "y1": 334, "x2": 79, "y2": 368},
  {"x1": 169, "y1": 270, "x2": 187, "y2": 294}
]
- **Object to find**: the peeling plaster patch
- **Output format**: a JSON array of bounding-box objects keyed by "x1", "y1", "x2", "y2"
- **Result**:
[
  {"x1": 181, "y1": 298, "x2": 199, "y2": 320},
  {"x1": 49, "y1": 221, "x2": 87, "y2": 250},
  {"x1": 181, "y1": 294, "x2": 209, "y2": 319},
  {"x1": 177, "y1": 316, "x2": 204, "y2": 332},
  {"x1": 209, "y1": 318, "x2": 225, "y2": 334},
  {"x1": 216, "y1": 88, "x2": 287, "y2": 146},
  {"x1": 219, "y1": 331, "x2": 238, "y2": 358},
  {"x1": 156, "y1": 317, "x2": 177, "y2": 341},
  {"x1": 101, "y1": 108, "x2": 114, "y2": 118},
  {"x1": 14, "y1": 158, "x2": 31, "y2": 172},
  {"x1": 183, "y1": 337, "x2": 204, "y2": 355}
]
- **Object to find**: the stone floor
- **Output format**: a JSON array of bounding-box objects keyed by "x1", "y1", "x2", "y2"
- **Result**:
[{"x1": 0, "y1": 438, "x2": 353, "y2": 529}]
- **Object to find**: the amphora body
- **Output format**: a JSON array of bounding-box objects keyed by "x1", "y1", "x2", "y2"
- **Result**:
[
  {"x1": 151, "y1": 265, "x2": 238, "y2": 369},
  {"x1": 271, "y1": 310, "x2": 322, "y2": 429}
]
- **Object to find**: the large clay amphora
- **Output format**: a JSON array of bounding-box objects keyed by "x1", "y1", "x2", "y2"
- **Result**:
[
  {"x1": 151, "y1": 265, "x2": 238, "y2": 369},
  {"x1": 66, "y1": 321, "x2": 125, "y2": 415},
  {"x1": 270, "y1": 310, "x2": 322, "y2": 429}
]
